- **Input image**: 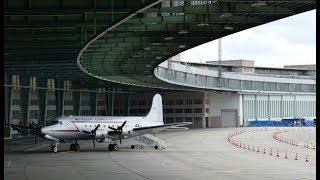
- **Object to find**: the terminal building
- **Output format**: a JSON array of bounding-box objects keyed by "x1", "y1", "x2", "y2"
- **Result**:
[{"x1": 7, "y1": 58, "x2": 316, "y2": 130}]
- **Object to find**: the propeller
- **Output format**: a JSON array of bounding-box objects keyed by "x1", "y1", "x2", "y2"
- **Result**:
[
  {"x1": 108, "y1": 121, "x2": 126, "y2": 144},
  {"x1": 7, "y1": 123, "x2": 43, "y2": 144},
  {"x1": 82, "y1": 124, "x2": 100, "y2": 147}
]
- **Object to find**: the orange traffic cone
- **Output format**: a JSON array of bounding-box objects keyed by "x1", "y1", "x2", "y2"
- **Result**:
[
  {"x1": 285, "y1": 152, "x2": 288, "y2": 159},
  {"x1": 305, "y1": 155, "x2": 309, "y2": 162},
  {"x1": 295, "y1": 153, "x2": 298, "y2": 160}
]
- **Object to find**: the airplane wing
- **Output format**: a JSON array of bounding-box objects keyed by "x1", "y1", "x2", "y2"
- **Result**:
[
  {"x1": 132, "y1": 122, "x2": 191, "y2": 136},
  {"x1": 6, "y1": 124, "x2": 39, "y2": 133}
]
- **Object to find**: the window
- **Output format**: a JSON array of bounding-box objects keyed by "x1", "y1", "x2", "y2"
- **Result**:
[
  {"x1": 194, "y1": 108, "x2": 203, "y2": 113},
  {"x1": 206, "y1": 108, "x2": 209, "y2": 113},
  {"x1": 206, "y1": 99, "x2": 209, "y2": 104},
  {"x1": 81, "y1": 100, "x2": 90, "y2": 106},
  {"x1": 185, "y1": 100, "x2": 193, "y2": 104},
  {"x1": 175, "y1": 109, "x2": 183, "y2": 113},
  {"x1": 165, "y1": 100, "x2": 174, "y2": 105},
  {"x1": 184, "y1": 108, "x2": 192, "y2": 113},
  {"x1": 194, "y1": 99, "x2": 202, "y2": 104},
  {"x1": 12, "y1": 99, "x2": 20, "y2": 105},
  {"x1": 12, "y1": 110, "x2": 20, "y2": 119},
  {"x1": 29, "y1": 110, "x2": 39, "y2": 119},
  {"x1": 130, "y1": 100, "x2": 137, "y2": 106},
  {"x1": 30, "y1": 99, "x2": 39, "y2": 106},
  {"x1": 165, "y1": 109, "x2": 174, "y2": 113},
  {"x1": 64, "y1": 110, "x2": 73, "y2": 115},
  {"x1": 138, "y1": 109, "x2": 147, "y2": 114},
  {"x1": 97, "y1": 101, "x2": 105, "y2": 106},
  {"x1": 47, "y1": 100, "x2": 56, "y2": 105},
  {"x1": 47, "y1": 110, "x2": 56, "y2": 118},
  {"x1": 175, "y1": 100, "x2": 184, "y2": 105},
  {"x1": 138, "y1": 100, "x2": 146, "y2": 105},
  {"x1": 129, "y1": 109, "x2": 137, "y2": 114},
  {"x1": 64, "y1": 100, "x2": 73, "y2": 106},
  {"x1": 80, "y1": 110, "x2": 90, "y2": 115},
  {"x1": 30, "y1": 77, "x2": 37, "y2": 91},
  {"x1": 97, "y1": 110, "x2": 105, "y2": 116}
]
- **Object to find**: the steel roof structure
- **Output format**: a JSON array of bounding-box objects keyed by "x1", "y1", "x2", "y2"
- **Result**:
[{"x1": 4, "y1": 0, "x2": 316, "y2": 89}]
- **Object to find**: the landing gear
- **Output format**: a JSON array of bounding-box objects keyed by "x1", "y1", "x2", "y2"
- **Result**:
[
  {"x1": 108, "y1": 143, "x2": 118, "y2": 151},
  {"x1": 51, "y1": 141, "x2": 59, "y2": 153},
  {"x1": 70, "y1": 143, "x2": 80, "y2": 151}
]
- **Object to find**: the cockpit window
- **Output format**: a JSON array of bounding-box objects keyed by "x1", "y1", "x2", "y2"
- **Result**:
[{"x1": 46, "y1": 120, "x2": 59, "y2": 126}]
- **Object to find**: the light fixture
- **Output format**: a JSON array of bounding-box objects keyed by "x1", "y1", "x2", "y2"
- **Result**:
[
  {"x1": 156, "y1": 56, "x2": 162, "y2": 60},
  {"x1": 224, "y1": 25, "x2": 233, "y2": 30},
  {"x1": 179, "y1": 44, "x2": 186, "y2": 48},
  {"x1": 251, "y1": 1, "x2": 267, "y2": 6},
  {"x1": 197, "y1": 23, "x2": 209, "y2": 27},
  {"x1": 145, "y1": 64, "x2": 151, "y2": 68},
  {"x1": 164, "y1": 37, "x2": 174, "y2": 40},
  {"x1": 144, "y1": 47, "x2": 151, "y2": 51},
  {"x1": 148, "y1": 76, "x2": 153, "y2": 78},
  {"x1": 178, "y1": 30, "x2": 189, "y2": 34}
]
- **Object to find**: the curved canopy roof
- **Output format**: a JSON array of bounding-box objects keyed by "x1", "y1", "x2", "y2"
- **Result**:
[{"x1": 5, "y1": 0, "x2": 316, "y2": 89}]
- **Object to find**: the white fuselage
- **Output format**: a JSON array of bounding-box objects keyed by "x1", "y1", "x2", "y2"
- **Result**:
[{"x1": 41, "y1": 116, "x2": 146, "y2": 141}]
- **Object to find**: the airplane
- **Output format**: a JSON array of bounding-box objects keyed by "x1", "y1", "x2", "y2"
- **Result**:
[{"x1": 8, "y1": 94, "x2": 191, "y2": 153}]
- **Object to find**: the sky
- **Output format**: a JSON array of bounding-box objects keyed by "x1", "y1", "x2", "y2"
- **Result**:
[{"x1": 180, "y1": 10, "x2": 316, "y2": 68}]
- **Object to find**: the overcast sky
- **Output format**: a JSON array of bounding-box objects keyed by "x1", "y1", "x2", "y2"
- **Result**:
[{"x1": 180, "y1": 10, "x2": 316, "y2": 68}]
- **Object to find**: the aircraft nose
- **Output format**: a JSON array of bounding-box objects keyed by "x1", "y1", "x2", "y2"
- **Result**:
[{"x1": 40, "y1": 127, "x2": 47, "y2": 134}]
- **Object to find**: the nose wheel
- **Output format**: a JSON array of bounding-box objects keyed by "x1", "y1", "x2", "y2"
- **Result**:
[
  {"x1": 108, "y1": 144, "x2": 118, "y2": 151},
  {"x1": 51, "y1": 141, "x2": 59, "y2": 153}
]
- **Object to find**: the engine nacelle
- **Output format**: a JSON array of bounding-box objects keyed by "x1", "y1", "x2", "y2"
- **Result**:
[{"x1": 94, "y1": 130, "x2": 107, "y2": 140}]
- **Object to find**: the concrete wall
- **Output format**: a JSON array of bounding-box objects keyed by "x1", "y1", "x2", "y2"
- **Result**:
[{"x1": 205, "y1": 91, "x2": 241, "y2": 128}]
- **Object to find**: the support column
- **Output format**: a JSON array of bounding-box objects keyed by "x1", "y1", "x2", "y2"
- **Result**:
[
  {"x1": 123, "y1": 91, "x2": 130, "y2": 116},
  {"x1": 72, "y1": 82, "x2": 80, "y2": 115},
  {"x1": 54, "y1": 79, "x2": 64, "y2": 117},
  {"x1": 90, "y1": 88, "x2": 97, "y2": 116},
  {"x1": 37, "y1": 78, "x2": 47, "y2": 125},
  {"x1": 106, "y1": 88, "x2": 114, "y2": 116},
  {"x1": 20, "y1": 76, "x2": 30, "y2": 130},
  {"x1": 4, "y1": 72, "x2": 12, "y2": 127}
]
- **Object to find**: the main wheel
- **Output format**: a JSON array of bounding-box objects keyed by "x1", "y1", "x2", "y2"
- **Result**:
[
  {"x1": 131, "y1": 145, "x2": 135, "y2": 149},
  {"x1": 75, "y1": 144, "x2": 80, "y2": 151},
  {"x1": 108, "y1": 144, "x2": 113, "y2": 151},
  {"x1": 70, "y1": 144, "x2": 76, "y2": 151},
  {"x1": 113, "y1": 144, "x2": 118, "y2": 151}
]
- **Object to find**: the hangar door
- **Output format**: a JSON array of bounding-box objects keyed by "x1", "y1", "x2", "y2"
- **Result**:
[{"x1": 221, "y1": 110, "x2": 237, "y2": 128}]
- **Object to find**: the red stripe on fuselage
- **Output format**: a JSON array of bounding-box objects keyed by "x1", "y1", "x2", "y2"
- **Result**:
[{"x1": 50, "y1": 130, "x2": 80, "y2": 132}]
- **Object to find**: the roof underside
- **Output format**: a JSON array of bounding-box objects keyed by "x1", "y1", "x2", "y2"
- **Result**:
[{"x1": 4, "y1": 0, "x2": 316, "y2": 89}]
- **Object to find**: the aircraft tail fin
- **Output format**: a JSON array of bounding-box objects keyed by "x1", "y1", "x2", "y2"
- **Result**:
[{"x1": 144, "y1": 94, "x2": 163, "y2": 125}]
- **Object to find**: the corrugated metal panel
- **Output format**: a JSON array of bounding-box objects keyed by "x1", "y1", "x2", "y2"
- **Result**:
[{"x1": 243, "y1": 94, "x2": 315, "y2": 121}]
